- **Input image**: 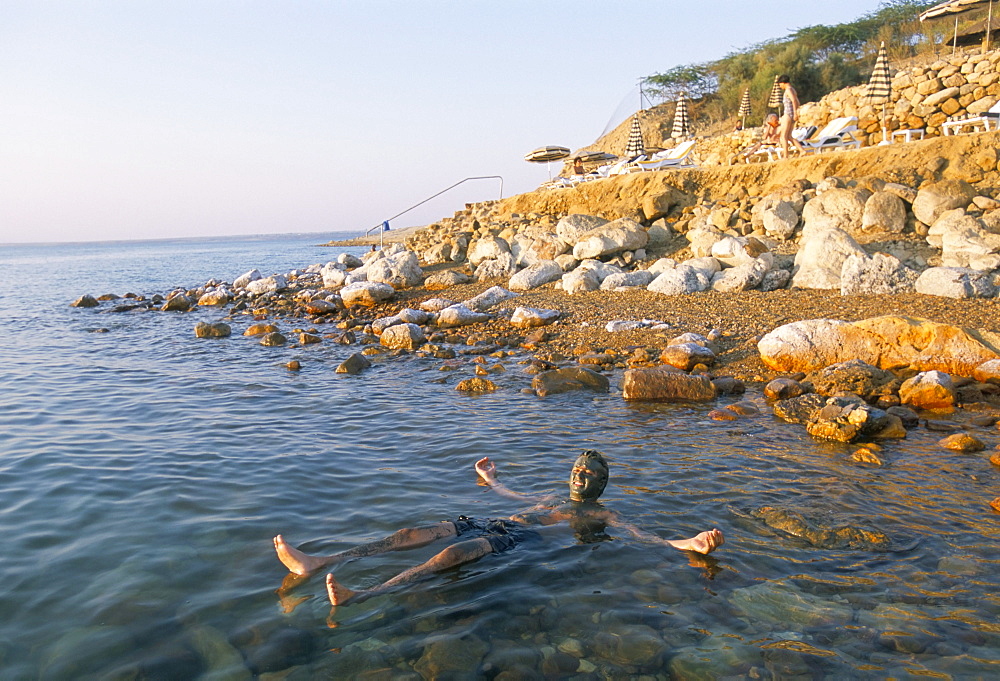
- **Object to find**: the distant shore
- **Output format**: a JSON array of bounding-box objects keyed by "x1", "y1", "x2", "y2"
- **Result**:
[{"x1": 320, "y1": 224, "x2": 422, "y2": 248}]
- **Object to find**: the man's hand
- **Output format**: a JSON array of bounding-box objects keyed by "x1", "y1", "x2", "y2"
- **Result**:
[
  {"x1": 475, "y1": 456, "x2": 497, "y2": 485},
  {"x1": 666, "y1": 528, "x2": 725, "y2": 554},
  {"x1": 687, "y1": 528, "x2": 725, "y2": 554}
]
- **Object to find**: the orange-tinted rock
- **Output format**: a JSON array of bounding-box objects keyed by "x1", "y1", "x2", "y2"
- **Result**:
[
  {"x1": 709, "y1": 408, "x2": 738, "y2": 421},
  {"x1": 245, "y1": 323, "x2": 279, "y2": 336},
  {"x1": 456, "y1": 378, "x2": 498, "y2": 392},
  {"x1": 939, "y1": 432, "x2": 986, "y2": 452},
  {"x1": 622, "y1": 368, "x2": 715, "y2": 402},
  {"x1": 900, "y1": 371, "x2": 956, "y2": 410},
  {"x1": 758, "y1": 316, "x2": 1000, "y2": 375}
]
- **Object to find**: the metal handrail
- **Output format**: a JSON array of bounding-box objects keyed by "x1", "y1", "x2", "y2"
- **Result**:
[{"x1": 364, "y1": 175, "x2": 504, "y2": 238}]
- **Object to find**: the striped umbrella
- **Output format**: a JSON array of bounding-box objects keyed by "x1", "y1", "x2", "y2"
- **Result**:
[
  {"x1": 624, "y1": 114, "x2": 645, "y2": 157},
  {"x1": 865, "y1": 41, "x2": 893, "y2": 144},
  {"x1": 738, "y1": 88, "x2": 751, "y2": 127},
  {"x1": 767, "y1": 76, "x2": 782, "y2": 110},
  {"x1": 671, "y1": 92, "x2": 690, "y2": 139}
]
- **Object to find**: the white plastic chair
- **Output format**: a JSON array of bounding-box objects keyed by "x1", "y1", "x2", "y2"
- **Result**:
[
  {"x1": 800, "y1": 117, "x2": 862, "y2": 153},
  {"x1": 941, "y1": 101, "x2": 1000, "y2": 136},
  {"x1": 629, "y1": 140, "x2": 696, "y2": 171}
]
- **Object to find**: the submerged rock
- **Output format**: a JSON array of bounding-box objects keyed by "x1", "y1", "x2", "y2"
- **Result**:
[
  {"x1": 161, "y1": 294, "x2": 194, "y2": 312},
  {"x1": 532, "y1": 367, "x2": 609, "y2": 397},
  {"x1": 745, "y1": 506, "x2": 893, "y2": 550},
  {"x1": 456, "y1": 378, "x2": 498, "y2": 392},
  {"x1": 939, "y1": 432, "x2": 985, "y2": 452},
  {"x1": 622, "y1": 367, "x2": 715, "y2": 402},
  {"x1": 71, "y1": 294, "x2": 99, "y2": 308},
  {"x1": 194, "y1": 322, "x2": 231, "y2": 338},
  {"x1": 336, "y1": 353, "x2": 371, "y2": 374},
  {"x1": 259, "y1": 331, "x2": 287, "y2": 347}
]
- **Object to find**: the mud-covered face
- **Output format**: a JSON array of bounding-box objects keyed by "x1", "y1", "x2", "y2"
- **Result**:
[{"x1": 568, "y1": 454, "x2": 609, "y2": 502}]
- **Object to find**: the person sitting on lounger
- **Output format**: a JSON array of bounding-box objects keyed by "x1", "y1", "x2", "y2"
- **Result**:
[
  {"x1": 273, "y1": 450, "x2": 725, "y2": 606},
  {"x1": 732, "y1": 113, "x2": 781, "y2": 164}
]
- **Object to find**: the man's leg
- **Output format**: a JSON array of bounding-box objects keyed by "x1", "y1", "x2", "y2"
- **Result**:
[
  {"x1": 274, "y1": 521, "x2": 459, "y2": 576},
  {"x1": 326, "y1": 537, "x2": 495, "y2": 605}
]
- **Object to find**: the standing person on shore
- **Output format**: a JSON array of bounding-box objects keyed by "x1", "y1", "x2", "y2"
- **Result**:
[
  {"x1": 273, "y1": 451, "x2": 724, "y2": 606},
  {"x1": 777, "y1": 75, "x2": 805, "y2": 159}
]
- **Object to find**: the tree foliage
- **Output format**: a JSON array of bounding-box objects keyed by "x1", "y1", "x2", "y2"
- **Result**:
[{"x1": 644, "y1": 1, "x2": 936, "y2": 125}]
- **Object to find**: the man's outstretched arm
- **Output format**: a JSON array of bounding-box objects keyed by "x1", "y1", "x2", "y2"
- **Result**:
[
  {"x1": 474, "y1": 456, "x2": 547, "y2": 503},
  {"x1": 610, "y1": 516, "x2": 725, "y2": 555}
]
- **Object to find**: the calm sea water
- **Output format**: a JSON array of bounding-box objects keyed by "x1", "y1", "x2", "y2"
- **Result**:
[{"x1": 1, "y1": 234, "x2": 999, "y2": 680}]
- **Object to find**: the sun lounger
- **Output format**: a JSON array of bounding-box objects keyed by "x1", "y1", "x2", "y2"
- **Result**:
[
  {"x1": 628, "y1": 140, "x2": 697, "y2": 171},
  {"x1": 800, "y1": 117, "x2": 862, "y2": 153},
  {"x1": 941, "y1": 101, "x2": 1000, "y2": 135},
  {"x1": 744, "y1": 126, "x2": 816, "y2": 162}
]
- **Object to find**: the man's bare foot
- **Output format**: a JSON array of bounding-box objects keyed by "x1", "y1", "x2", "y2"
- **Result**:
[
  {"x1": 273, "y1": 535, "x2": 332, "y2": 576},
  {"x1": 326, "y1": 573, "x2": 359, "y2": 606}
]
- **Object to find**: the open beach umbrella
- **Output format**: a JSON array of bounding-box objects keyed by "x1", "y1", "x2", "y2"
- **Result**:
[
  {"x1": 524, "y1": 145, "x2": 571, "y2": 179},
  {"x1": 920, "y1": 0, "x2": 995, "y2": 53},
  {"x1": 864, "y1": 41, "x2": 893, "y2": 145},
  {"x1": 738, "y1": 88, "x2": 751, "y2": 128},
  {"x1": 624, "y1": 114, "x2": 645, "y2": 158},
  {"x1": 767, "y1": 76, "x2": 782, "y2": 110},
  {"x1": 671, "y1": 93, "x2": 690, "y2": 139}
]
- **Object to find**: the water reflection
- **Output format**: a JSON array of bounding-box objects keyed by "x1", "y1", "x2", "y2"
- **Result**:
[{"x1": 2, "y1": 239, "x2": 1000, "y2": 678}]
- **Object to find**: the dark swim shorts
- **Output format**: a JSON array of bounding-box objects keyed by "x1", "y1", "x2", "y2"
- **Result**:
[{"x1": 451, "y1": 516, "x2": 540, "y2": 554}]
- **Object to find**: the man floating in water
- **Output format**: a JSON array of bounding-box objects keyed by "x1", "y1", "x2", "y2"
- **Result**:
[{"x1": 274, "y1": 450, "x2": 724, "y2": 606}]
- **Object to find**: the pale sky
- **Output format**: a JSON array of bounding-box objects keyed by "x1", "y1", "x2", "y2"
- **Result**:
[{"x1": 1, "y1": 1, "x2": 885, "y2": 244}]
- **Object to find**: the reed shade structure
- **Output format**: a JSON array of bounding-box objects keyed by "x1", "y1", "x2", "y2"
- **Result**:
[
  {"x1": 738, "y1": 88, "x2": 751, "y2": 127},
  {"x1": 623, "y1": 114, "x2": 645, "y2": 158},
  {"x1": 864, "y1": 41, "x2": 893, "y2": 145},
  {"x1": 767, "y1": 76, "x2": 782, "y2": 110},
  {"x1": 920, "y1": 0, "x2": 995, "y2": 54},
  {"x1": 671, "y1": 93, "x2": 690, "y2": 139}
]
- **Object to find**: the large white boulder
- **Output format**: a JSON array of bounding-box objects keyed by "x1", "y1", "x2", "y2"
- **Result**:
[
  {"x1": 860, "y1": 191, "x2": 907, "y2": 235},
  {"x1": 473, "y1": 252, "x2": 517, "y2": 281},
  {"x1": 710, "y1": 258, "x2": 769, "y2": 292},
  {"x1": 340, "y1": 281, "x2": 395, "y2": 306},
  {"x1": 321, "y1": 263, "x2": 348, "y2": 288},
  {"x1": 437, "y1": 304, "x2": 491, "y2": 327},
  {"x1": 555, "y1": 214, "x2": 609, "y2": 242},
  {"x1": 465, "y1": 285, "x2": 518, "y2": 312},
  {"x1": 840, "y1": 253, "x2": 918, "y2": 295},
  {"x1": 561, "y1": 268, "x2": 602, "y2": 294},
  {"x1": 647, "y1": 265, "x2": 710, "y2": 295},
  {"x1": 912, "y1": 179, "x2": 976, "y2": 226},
  {"x1": 801, "y1": 188, "x2": 868, "y2": 236},
  {"x1": 571, "y1": 217, "x2": 649, "y2": 259},
  {"x1": 380, "y1": 323, "x2": 426, "y2": 350},
  {"x1": 233, "y1": 269, "x2": 262, "y2": 289},
  {"x1": 791, "y1": 228, "x2": 866, "y2": 290},
  {"x1": 467, "y1": 236, "x2": 512, "y2": 267},
  {"x1": 600, "y1": 270, "x2": 655, "y2": 290},
  {"x1": 365, "y1": 250, "x2": 423, "y2": 289},
  {"x1": 245, "y1": 274, "x2": 288, "y2": 295},
  {"x1": 508, "y1": 260, "x2": 563, "y2": 292},
  {"x1": 914, "y1": 267, "x2": 997, "y2": 299}
]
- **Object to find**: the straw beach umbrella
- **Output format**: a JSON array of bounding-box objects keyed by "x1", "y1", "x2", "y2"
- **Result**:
[
  {"x1": 624, "y1": 114, "x2": 645, "y2": 158},
  {"x1": 524, "y1": 145, "x2": 570, "y2": 178},
  {"x1": 738, "y1": 88, "x2": 751, "y2": 128},
  {"x1": 864, "y1": 41, "x2": 893, "y2": 145},
  {"x1": 767, "y1": 76, "x2": 782, "y2": 110},
  {"x1": 920, "y1": 0, "x2": 995, "y2": 53},
  {"x1": 671, "y1": 92, "x2": 690, "y2": 139}
]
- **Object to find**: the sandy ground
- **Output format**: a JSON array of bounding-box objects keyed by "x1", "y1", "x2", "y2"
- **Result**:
[{"x1": 381, "y1": 271, "x2": 1000, "y2": 383}]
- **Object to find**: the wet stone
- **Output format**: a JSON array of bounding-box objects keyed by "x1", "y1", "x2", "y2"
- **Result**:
[
  {"x1": 194, "y1": 322, "x2": 232, "y2": 338},
  {"x1": 709, "y1": 407, "x2": 739, "y2": 421},
  {"x1": 887, "y1": 405, "x2": 919, "y2": 428},
  {"x1": 532, "y1": 367, "x2": 609, "y2": 397},
  {"x1": 336, "y1": 353, "x2": 371, "y2": 375},
  {"x1": 244, "y1": 323, "x2": 279, "y2": 336},
  {"x1": 456, "y1": 377, "x2": 498, "y2": 392},
  {"x1": 299, "y1": 333, "x2": 321, "y2": 345},
  {"x1": 772, "y1": 393, "x2": 825, "y2": 424},
  {"x1": 259, "y1": 331, "x2": 287, "y2": 347},
  {"x1": 712, "y1": 376, "x2": 746, "y2": 395},
  {"x1": 765, "y1": 377, "x2": 805, "y2": 400},
  {"x1": 851, "y1": 447, "x2": 884, "y2": 465},
  {"x1": 939, "y1": 432, "x2": 985, "y2": 452},
  {"x1": 71, "y1": 294, "x2": 100, "y2": 308},
  {"x1": 286, "y1": 360, "x2": 301, "y2": 371}
]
